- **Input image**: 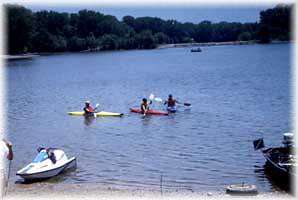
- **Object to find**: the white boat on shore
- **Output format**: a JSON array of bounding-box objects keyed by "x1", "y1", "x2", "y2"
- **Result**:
[
  {"x1": 16, "y1": 148, "x2": 76, "y2": 180},
  {"x1": 2, "y1": 54, "x2": 39, "y2": 61}
]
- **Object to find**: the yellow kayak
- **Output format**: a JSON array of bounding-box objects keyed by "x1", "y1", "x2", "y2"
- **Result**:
[{"x1": 68, "y1": 111, "x2": 123, "y2": 117}]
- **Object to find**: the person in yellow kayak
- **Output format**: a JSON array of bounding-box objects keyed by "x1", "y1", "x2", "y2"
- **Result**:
[
  {"x1": 83, "y1": 101, "x2": 95, "y2": 115},
  {"x1": 141, "y1": 98, "x2": 152, "y2": 115}
]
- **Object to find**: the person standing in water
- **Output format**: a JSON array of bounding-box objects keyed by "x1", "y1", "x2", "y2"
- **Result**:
[{"x1": 0, "y1": 138, "x2": 13, "y2": 197}]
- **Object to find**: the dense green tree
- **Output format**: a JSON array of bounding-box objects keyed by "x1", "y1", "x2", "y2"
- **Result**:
[
  {"x1": 238, "y1": 32, "x2": 252, "y2": 41},
  {"x1": 100, "y1": 34, "x2": 119, "y2": 50},
  {"x1": 68, "y1": 36, "x2": 86, "y2": 51},
  {"x1": 119, "y1": 36, "x2": 138, "y2": 49},
  {"x1": 76, "y1": 10, "x2": 102, "y2": 37},
  {"x1": 6, "y1": 4, "x2": 34, "y2": 54},
  {"x1": 162, "y1": 20, "x2": 186, "y2": 43},
  {"x1": 32, "y1": 30, "x2": 67, "y2": 52},
  {"x1": 4, "y1": 4, "x2": 293, "y2": 54},
  {"x1": 133, "y1": 17, "x2": 164, "y2": 34},
  {"x1": 85, "y1": 32, "x2": 99, "y2": 49},
  {"x1": 212, "y1": 22, "x2": 243, "y2": 42},
  {"x1": 258, "y1": 4, "x2": 292, "y2": 42},
  {"x1": 258, "y1": 25, "x2": 271, "y2": 43},
  {"x1": 136, "y1": 30, "x2": 157, "y2": 49},
  {"x1": 122, "y1": 15, "x2": 135, "y2": 27},
  {"x1": 193, "y1": 21, "x2": 213, "y2": 42},
  {"x1": 154, "y1": 32, "x2": 170, "y2": 44}
]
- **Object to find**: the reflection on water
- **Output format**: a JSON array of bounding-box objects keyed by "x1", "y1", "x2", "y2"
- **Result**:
[
  {"x1": 7, "y1": 44, "x2": 291, "y2": 193},
  {"x1": 84, "y1": 116, "x2": 95, "y2": 126},
  {"x1": 254, "y1": 163, "x2": 291, "y2": 193},
  {"x1": 263, "y1": 163, "x2": 291, "y2": 192},
  {"x1": 141, "y1": 115, "x2": 153, "y2": 126}
]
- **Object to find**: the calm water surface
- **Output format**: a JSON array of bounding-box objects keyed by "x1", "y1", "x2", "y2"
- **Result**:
[{"x1": 6, "y1": 43, "x2": 292, "y2": 193}]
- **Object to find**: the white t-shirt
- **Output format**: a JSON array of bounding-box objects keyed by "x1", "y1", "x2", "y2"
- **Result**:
[{"x1": 0, "y1": 141, "x2": 9, "y2": 170}]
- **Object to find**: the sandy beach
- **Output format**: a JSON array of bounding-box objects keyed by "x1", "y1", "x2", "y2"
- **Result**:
[
  {"x1": 156, "y1": 40, "x2": 291, "y2": 49},
  {"x1": 4, "y1": 182, "x2": 293, "y2": 200},
  {"x1": 2, "y1": 54, "x2": 39, "y2": 61},
  {"x1": 157, "y1": 41, "x2": 255, "y2": 49}
]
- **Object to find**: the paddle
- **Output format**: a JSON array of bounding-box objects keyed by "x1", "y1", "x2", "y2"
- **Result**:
[
  {"x1": 94, "y1": 103, "x2": 100, "y2": 111},
  {"x1": 149, "y1": 94, "x2": 164, "y2": 103},
  {"x1": 151, "y1": 94, "x2": 191, "y2": 107},
  {"x1": 92, "y1": 103, "x2": 100, "y2": 117},
  {"x1": 154, "y1": 97, "x2": 163, "y2": 103},
  {"x1": 182, "y1": 102, "x2": 191, "y2": 106},
  {"x1": 149, "y1": 94, "x2": 155, "y2": 101}
]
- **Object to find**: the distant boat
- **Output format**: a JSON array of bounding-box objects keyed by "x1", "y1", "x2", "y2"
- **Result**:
[{"x1": 190, "y1": 47, "x2": 202, "y2": 52}]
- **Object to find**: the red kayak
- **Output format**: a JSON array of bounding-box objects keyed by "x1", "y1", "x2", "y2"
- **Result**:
[{"x1": 130, "y1": 108, "x2": 169, "y2": 115}]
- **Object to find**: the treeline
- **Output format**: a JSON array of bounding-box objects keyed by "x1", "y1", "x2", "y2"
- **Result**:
[{"x1": 5, "y1": 4, "x2": 293, "y2": 54}]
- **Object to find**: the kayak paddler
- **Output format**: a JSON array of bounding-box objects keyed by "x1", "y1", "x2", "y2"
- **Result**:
[
  {"x1": 164, "y1": 94, "x2": 179, "y2": 110},
  {"x1": 83, "y1": 101, "x2": 95, "y2": 115},
  {"x1": 141, "y1": 98, "x2": 152, "y2": 116}
]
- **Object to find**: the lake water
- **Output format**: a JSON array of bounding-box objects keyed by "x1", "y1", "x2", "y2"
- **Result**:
[{"x1": 5, "y1": 43, "x2": 292, "y2": 193}]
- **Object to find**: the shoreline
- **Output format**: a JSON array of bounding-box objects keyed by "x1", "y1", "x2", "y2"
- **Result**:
[
  {"x1": 157, "y1": 40, "x2": 255, "y2": 49},
  {"x1": 2, "y1": 40, "x2": 291, "y2": 60},
  {"x1": 6, "y1": 182, "x2": 292, "y2": 199},
  {"x1": 157, "y1": 40, "x2": 291, "y2": 49},
  {"x1": 1, "y1": 54, "x2": 39, "y2": 61}
]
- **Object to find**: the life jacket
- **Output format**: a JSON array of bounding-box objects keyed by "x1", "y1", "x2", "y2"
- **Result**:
[
  {"x1": 167, "y1": 98, "x2": 176, "y2": 107},
  {"x1": 141, "y1": 102, "x2": 149, "y2": 112},
  {"x1": 84, "y1": 105, "x2": 94, "y2": 113}
]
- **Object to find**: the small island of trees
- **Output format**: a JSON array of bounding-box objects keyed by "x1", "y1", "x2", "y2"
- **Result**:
[{"x1": 5, "y1": 4, "x2": 293, "y2": 54}]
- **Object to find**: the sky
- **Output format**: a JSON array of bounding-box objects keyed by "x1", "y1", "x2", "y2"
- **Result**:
[{"x1": 20, "y1": 4, "x2": 277, "y2": 23}]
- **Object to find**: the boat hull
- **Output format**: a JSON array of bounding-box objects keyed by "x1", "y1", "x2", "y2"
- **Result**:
[
  {"x1": 130, "y1": 108, "x2": 168, "y2": 115},
  {"x1": 68, "y1": 111, "x2": 123, "y2": 117},
  {"x1": 262, "y1": 147, "x2": 293, "y2": 178},
  {"x1": 17, "y1": 157, "x2": 76, "y2": 180}
]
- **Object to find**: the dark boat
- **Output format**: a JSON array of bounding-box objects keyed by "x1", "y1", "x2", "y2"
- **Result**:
[
  {"x1": 253, "y1": 133, "x2": 295, "y2": 184},
  {"x1": 190, "y1": 47, "x2": 202, "y2": 52}
]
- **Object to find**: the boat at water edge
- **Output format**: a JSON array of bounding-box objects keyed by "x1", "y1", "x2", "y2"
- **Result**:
[
  {"x1": 253, "y1": 133, "x2": 296, "y2": 181},
  {"x1": 17, "y1": 148, "x2": 76, "y2": 180}
]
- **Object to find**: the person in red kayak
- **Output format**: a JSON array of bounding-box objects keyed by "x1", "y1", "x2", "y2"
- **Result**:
[
  {"x1": 164, "y1": 94, "x2": 179, "y2": 107},
  {"x1": 164, "y1": 94, "x2": 179, "y2": 112},
  {"x1": 141, "y1": 98, "x2": 152, "y2": 115},
  {"x1": 83, "y1": 101, "x2": 95, "y2": 115}
]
